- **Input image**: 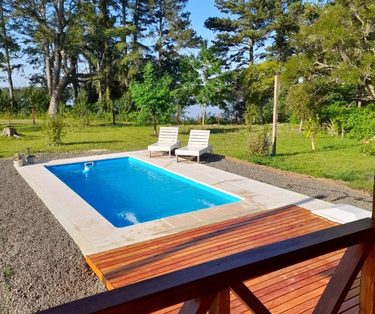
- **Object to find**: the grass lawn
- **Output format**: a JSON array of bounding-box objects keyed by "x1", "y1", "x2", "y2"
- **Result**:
[{"x1": 1, "y1": 119, "x2": 374, "y2": 193}]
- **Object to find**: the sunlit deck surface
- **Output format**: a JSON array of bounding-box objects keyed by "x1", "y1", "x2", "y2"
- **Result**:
[{"x1": 86, "y1": 205, "x2": 360, "y2": 313}]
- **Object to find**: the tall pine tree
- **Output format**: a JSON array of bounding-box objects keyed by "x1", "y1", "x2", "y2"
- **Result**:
[{"x1": 205, "y1": 0, "x2": 274, "y2": 67}]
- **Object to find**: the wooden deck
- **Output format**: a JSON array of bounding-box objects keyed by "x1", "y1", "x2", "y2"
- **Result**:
[{"x1": 86, "y1": 206, "x2": 360, "y2": 313}]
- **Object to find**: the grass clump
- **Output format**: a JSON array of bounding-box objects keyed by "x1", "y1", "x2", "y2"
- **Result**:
[
  {"x1": 2, "y1": 265, "x2": 15, "y2": 291},
  {"x1": 44, "y1": 115, "x2": 65, "y2": 145},
  {"x1": 248, "y1": 126, "x2": 271, "y2": 157},
  {"x1": 361, "y1": 138, "x2": 375, "y2": 156}
]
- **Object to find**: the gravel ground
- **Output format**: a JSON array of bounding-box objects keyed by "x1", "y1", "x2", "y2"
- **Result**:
[{"x1": 0, "y1": 151, "x2": 372, "y2": 313}]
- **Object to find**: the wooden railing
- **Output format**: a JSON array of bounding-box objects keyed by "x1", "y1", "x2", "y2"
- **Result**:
[{"x1": 42, "y1": 216, "x2": 375, "y2": 314}]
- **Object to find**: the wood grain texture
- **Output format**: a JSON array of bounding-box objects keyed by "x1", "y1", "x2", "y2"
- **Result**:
[
  {"x1": 44, "y1": 206, "x2": 374, "y2": 314},
  {"x1": 314, "y1": 244, "x2": 369, "y2": 314}
]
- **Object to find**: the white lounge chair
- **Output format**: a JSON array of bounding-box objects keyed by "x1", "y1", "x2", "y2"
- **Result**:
[
  {"x1": 175, "y1": 130, "x2": 212, "y2": 163},
  {"x1": 148, "y1": 127, "x2": 181, "y2": 158}
]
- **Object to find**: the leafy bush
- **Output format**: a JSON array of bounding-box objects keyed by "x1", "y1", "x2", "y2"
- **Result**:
[
  {"x1": 361, "y1": 138, "x2": 375, "y2": 156},
  {"x1": 248, "y1": 126, "x2": 271, "y2": 156},
  {"x1": 244, "y1": 104, "x2": 262, "y2": 125},
  {"x1": 44, "y1": 115, "x2": 65, "y2": 145},
  {"x1": 72, "y1": 90, "x2": 90, "y2": 126},
  {"x1": 322, "y1": 103, "x2": 375, "y2": 139},
  {"x1": 346, "y1": 105, "x2": 375, "y2": 140}
]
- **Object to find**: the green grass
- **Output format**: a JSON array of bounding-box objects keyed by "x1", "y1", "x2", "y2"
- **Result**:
[
  {"x1": 2, "y1": 265, "x2": 14, "y2": 291},
  {"x1": 1, "y1": 119, "x2": 374, "y2": 193}
]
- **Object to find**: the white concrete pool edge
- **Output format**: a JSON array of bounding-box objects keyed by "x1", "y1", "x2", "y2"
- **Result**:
[{"x1": 15, "y1": 150, "x2": 371, "y2": 255}]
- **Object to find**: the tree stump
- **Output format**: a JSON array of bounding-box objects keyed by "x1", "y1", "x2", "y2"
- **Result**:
[{"x1": 2, "y1": 126, "x2": 19, "y2": 138}]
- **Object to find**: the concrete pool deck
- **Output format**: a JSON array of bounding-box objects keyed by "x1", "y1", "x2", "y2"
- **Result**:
[{"x1": 15, "y1": 151, "x2": 371, "y2": 255}]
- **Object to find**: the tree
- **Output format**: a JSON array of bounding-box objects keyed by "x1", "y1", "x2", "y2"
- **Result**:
[
  {"x1": 171, "y1": 55, "x2": 200, "y2": 123},
  {"x1": 113, "y1": 0, "x2": 148, "y2": 91},
  {"x1": 243, "y1": 60, "x2": 281, "y2": 124},
  {"x1": 0, "y1": 0, "x2": 20, "y2": 109},
  {"x1": 195, "y1": 41, "x2": 228, "y2": 125},
  {"x1": 288, "y1": 0, "x2": 375, "y2": 102},
  {"x1": 149, "y1": 0, "x2": 199, "y2": 75},
  {"x1": 286, "y1": 81, "x2": 326, "y2": 150},
  {"x1": 222, "y1": 70, "x2": 247, "y2": 123},
  {"x1": 266, "y1": 0, "x2": 304, "y2": 62},
  {"x1": 129, "y1": 62, "x2": 173, "y2": 135},
  {"x1": 205, "y1": 0, "x2": 274, "y2": 67},
  {"x1": 14, "y1": 0, "x2": 84, "y2": 116}
]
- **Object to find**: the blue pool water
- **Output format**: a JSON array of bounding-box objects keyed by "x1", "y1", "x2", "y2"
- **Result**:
[{"x1": 46, "y1": 157, "x2": 240, "y2": 227}]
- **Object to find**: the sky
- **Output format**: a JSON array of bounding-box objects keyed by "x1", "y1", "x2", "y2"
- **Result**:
[{"x1": 186, "y1": 0, "x2": 219, "y2": 42}]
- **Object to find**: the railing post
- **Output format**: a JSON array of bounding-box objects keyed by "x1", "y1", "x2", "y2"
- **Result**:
[
  {"x1": 209, "y1": 288, "x2": 230, "y2": 314},
  {"x1": 359, "y1": 174, "x2": 375, "y2": 314}
]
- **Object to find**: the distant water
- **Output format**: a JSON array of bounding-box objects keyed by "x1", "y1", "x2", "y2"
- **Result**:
[{"x1": 185, "y1": 105, "x2": 224, "y2": 119}]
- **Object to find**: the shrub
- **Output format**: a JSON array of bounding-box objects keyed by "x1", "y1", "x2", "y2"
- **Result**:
[
  {"x1": 361, "y1": 138, "x2": 375, "y2": 156},
  {"x1": 244, "y1": 104, "x2": 262, "y2": 125},
  {"x1": 346, "y1": 105, "x2": 375, "y2": 140},
  {"x1": 248, "y1": 126, "x2": 271, "y2": 156},
  {"x1": 44, "y1": 115, "x2": 65, "y2": 145}
]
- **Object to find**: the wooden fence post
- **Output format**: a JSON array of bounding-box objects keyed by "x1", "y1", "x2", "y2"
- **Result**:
[
  {"x1": 209, "y1": 289, "x2": 230, "y2": 314},
  {"x1": 359, "y1": 174, "x2": 375, "y2": 314},
  {"x1": 271, "y1": 73, "x2": 280, "y2": 156}
]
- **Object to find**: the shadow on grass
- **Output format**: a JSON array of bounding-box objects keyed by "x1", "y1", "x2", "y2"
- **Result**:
[
  {"x1": 94, "y1": 122, "x2": 133, "y2": 127},
  {"x1": 18, "y1": 125, "x2": 43, "y2": 132},
  {"x1": 321, "y1": 143, "x2": 361, "y2": 151},
  {"x1": 179, "y1": 127, "x2": 240, "y2": 135},
  {"x1": 274, "y1": 150, "x2": 313, "y2": 157},
  {"x1": 63, "y1": 140, "x2": 122, "y2": 146}
]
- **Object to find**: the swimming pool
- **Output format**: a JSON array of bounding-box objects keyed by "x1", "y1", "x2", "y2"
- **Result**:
[{"x1": 46, "y1": 157, "x2": 240, "y2": 227}]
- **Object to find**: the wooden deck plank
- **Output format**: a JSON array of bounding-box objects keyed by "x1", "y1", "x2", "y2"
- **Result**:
[
  {"x1": 108, "y1": 220, "x2": 332, "y2": 287},
  {"x1": 91, "y1": 207, "x2": 326, "y2": 266},
  {"x1": 86, "y1": 206, "x2": 359, "y2": 313}
]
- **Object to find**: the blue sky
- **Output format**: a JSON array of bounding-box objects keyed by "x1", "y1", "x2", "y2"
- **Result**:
[
  {"x1": 7, "y1": 1, "x2": 220, "y2": 88},
  {"x1": 186, "y1": 0, "x2": 219, "y2": 42}
]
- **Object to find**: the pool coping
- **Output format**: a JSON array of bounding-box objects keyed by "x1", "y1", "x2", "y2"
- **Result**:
[{"x1": 15, "y1": 151, "x2": 371, "y2": 255}]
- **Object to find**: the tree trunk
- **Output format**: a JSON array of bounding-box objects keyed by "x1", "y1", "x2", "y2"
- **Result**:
[
  {"x1": 0, "y1": 1, "x2": 15, "y2": 107},
  {"x1": 2, "y1": 126, "x2": 18, "y2": 137},
  {"x1": 112, "y1": 108, "x2": 116, "y2": 126},
  {"x1": 48, "y1": 70, "x2": 72, "y2": 116},
  {"x1": 299, "y1": 119, "x2": 303, "y2": 132},
  {"x1": 97, "y1": 60, "x2": 103, "y2": 101},
  {"x1": 156, "y1": 6, "x2": 164, "y2": 74},
  {"x1": 71, "y1": 57, "x2": 79, "y2": 102},
  {"x1": 48, "y1": 90, "x2": 60, "y2": 116},
  {"x1": 249, "y1": 40, "x2": 254, "y2": 65},
  {"x1": 310, "y1": 133, "x2": 316, "y2": 151},
  {"x1": 132, "y1": 0, "x2": 140, "y2": 50},
  {"x1": 121, "y1": 0, "x2": 129, "y2": 90},
  {"x1": 365, "y1": 84, "x2": 375, "y2": 101},
  {"x1": 32, "y1": 108, "x2": 36, "y2": 125},
  {"x1": 202, "y1": 106, "x2": 206, "y2": 125},
  {"x1": 44, "y1": 43, "x2": 53, "y2": 97},
  {"x1": 176, "y1": 109, "x2": 181, "y2": 124},
  {"x1": 153, "y1": 119, "x2": 158, "y2": 137},
  {"x1": 5, "y1": 51, "x2": 14, "y2": 106}
]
